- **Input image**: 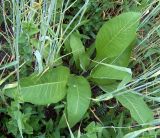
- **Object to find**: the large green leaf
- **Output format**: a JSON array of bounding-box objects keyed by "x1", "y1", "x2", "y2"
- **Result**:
[
  {"x1": 90, "y1": 63, "x2": 132, "y2": 85},
  {"x1": 102, "y1": 39, "x2": 136, "y2": 68},
  {"x1": 93, "y1": 83, "x2": 153, "y2": 125},
  {"x1": 67, "y1": 76, "x2": 91, "y2": 127},
  {"x1": 107, "y1": 43, "x2": 133, "y2": 67},
  {"x1": 116, "y1": 92, "x2": 154, "y2": 124},
  {"x1": 4, "y1": 66, "x2": 70, "y2": 105},
  {"x1": 95, "y1": 12, "x2": 140, "y2": 61},
  {"x1": 70, "y1": 32, "x2": 89, "y2": 71}
]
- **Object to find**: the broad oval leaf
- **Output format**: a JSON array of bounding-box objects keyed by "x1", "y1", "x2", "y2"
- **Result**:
[
  {"x1": 90, "y1": 62, "x2": 132, "y2": 85},
  {"x1": 67, "y1": 76, "x2": 91, "y2": 127},
  {"x1": 4, "y1": 66, "x2": 70, "y2": 105},
  {"x1": 116, "y1": 92, "x2": 154, "y2": 124},
  {"x1": 107, "y1": 42, "x2": 134, "y2": 67},
  {"x1": 95, "y1": 12, "x2": 140, "y2": 61}
]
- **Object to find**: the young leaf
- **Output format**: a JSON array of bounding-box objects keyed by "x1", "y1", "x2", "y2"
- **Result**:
[
  {"x1": 86, "y1": 43, "x2": 95, "y2": 58},
  {"x1": 83, "y1": 122, "x2": 102, "y2": 138},
  {"x1": 116, "y1": 92, "x2": 154, "y2": 124},
  {"x1": 22, "y1": 22, "x2": 39, "y2": 36},
  {"x1": 67, "y1": 76, "x2": 91, "y2": 127},
  {"x1": 4, "y1": 66, "x2": 70, "y2": 105},
  {"x1": 95, "y1": 12, "x2": 140, "y2": 61},
  {"x1": 70, "y1": 32, "x2": 85, "y2": 64},
  {"x1": 80, "y1": 53, "x2": 90, "y2": 71},
  {"x1": 70, "y1": 32, "x2": 89, "y2": 71}
]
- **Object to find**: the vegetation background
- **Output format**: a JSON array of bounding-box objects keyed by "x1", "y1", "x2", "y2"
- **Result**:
[{"x1": 0, "y1": 0, "x2": 160, "y2": 137}]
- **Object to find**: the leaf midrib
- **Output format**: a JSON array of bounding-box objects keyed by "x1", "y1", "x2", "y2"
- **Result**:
[
  {"x1": 96, "y1": 14, "x2": 138, "y2": 56},
  {"x1": 121, "y1": 94, "x2": 145, "y2": 124},
  {"x1": 75, "y1": 86, "x2": 80, "y2": 114},
  {"x1": 21, "y1": 81, "x2": 66, "y2": 89}
]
